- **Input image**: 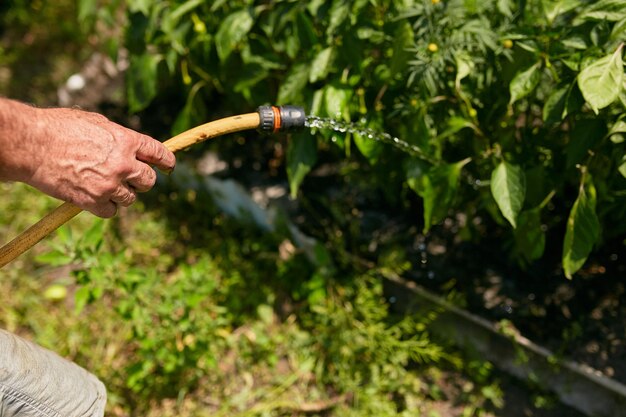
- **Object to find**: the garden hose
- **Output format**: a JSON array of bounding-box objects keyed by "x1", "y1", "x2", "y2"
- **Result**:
[{"x1": 0, "y1": 105, "x2": 305, "y2": 268}]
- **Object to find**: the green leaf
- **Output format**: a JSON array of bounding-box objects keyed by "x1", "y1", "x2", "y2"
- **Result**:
[
  {"x1": 309, "y1": 47, "x2": 334, "y2": 83},
  {"x1": 81, "y1": 219, "x2": 106, "y2": 250},
  {"x1": 78, "y1": 0, "x2": 98, "y2": 22},
  {"x1": 514, "y1": 208, "x2": 546, "y2": 263},
  {"x1": 295, "y1": 12, "x2": 318, "y2": 50},
  {"x1": 562, "y1": 174, "x2": 600, "y2": 278},
  {"x1": 438, "y1": 116, "x2": 475, "y2": 140},
  {"x1": 498, "y1": 0, "x2": 516, "y2": 18},
  {"x1": 327, "y1": 0, "x2": 350, "y2": 38},
  {"x1": 353, "y1": 118, "x2": 384, "y2": 163},
  {"x1": 215, "y1": 9, "x2": 254, "y2": 62},
  {"x1": 169, "y1": 0, "x2": 203, "y2": 22},
  {"x1": 575, "y1": 0, "x2": 626, "y2": 23},
  {"x1": 577, "y1": 44, "x2": 624, "y2": 114},
  {"x1": 542, "y1": 0, "x2": 582, "y2": 23},
  {"x1": 35, "y1": 249, "x2": 73, "y2": 267},
  {"x1": 74, "y1": 286, "x2": 92, "y2": 314},
  {"x1": 127, "y1": 53, "x2": 160, "y2": 113},
  {"x1": 408, "y1": 158, "x2": 470, "y2": 233},
  {"x1": 490, "y1": 161, "x2": 526, "y2": 228},
  {"x1": 287, "y1": 133, "x2": 317, "y2": 198},
  {"x1": 455, "y1": 54, "x2": 474, "y2": 89},
  {"x1": 323, "y1": 84, "x2": 352, "y2": 120},
  {"x1": 390, "y1": 21, "x2": 414, "y2": 76},
  {"x1": 127, "y1": 0, "x2": 151, "y2": 15},
  {"x1": 543, "y1": 86, "x2": 569, "y2": 124},
  {"x1": 277, "y1": 63, "x2": 309, "y2": 104},
  {"x1": 509, "y1": 62, "x2": 542, "y2": 105}
]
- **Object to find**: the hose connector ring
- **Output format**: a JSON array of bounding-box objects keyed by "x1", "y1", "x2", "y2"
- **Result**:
[{"x1": 257, "y1": 105, "x2": 306, "y2": 133}]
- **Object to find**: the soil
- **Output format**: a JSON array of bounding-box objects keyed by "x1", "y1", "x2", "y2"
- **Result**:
[{"x1": 190, "y1": 138, "x2": 620, "y2": 416}]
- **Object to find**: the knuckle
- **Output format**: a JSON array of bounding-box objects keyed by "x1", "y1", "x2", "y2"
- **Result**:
[{"x1": 146, "y1": 168, "x2": 157, "y2": 187}]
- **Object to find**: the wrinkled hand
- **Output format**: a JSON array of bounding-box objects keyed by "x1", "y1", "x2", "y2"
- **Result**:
[{"x1": 13, "y1": 105, "x2": 175, "y2": 218}]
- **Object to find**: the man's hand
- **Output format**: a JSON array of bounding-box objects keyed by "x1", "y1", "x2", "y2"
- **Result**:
[{"x1": 0, "y1": 99, "x2": 176, "y2": 218}]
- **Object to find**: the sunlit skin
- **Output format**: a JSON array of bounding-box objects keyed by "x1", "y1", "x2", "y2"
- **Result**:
[{"x1": 0, "y1": 98, "x2": 175, "y2": 218}]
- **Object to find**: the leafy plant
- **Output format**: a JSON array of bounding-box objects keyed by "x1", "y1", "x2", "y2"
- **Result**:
[{"x1": 82, "y1": 0, "x2": 626, "y2": 277}]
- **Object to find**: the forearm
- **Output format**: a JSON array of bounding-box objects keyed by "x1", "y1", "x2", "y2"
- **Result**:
[{"x1": 0, "y1": 98, "x2": 42, "y2": 182}]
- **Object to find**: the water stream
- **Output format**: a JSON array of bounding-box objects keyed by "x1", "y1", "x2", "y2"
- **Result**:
[{"x1": 305, "y1": 116, "x2": 430, "y2": 160}]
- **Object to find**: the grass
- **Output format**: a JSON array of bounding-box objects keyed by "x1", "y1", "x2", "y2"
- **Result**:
[{"x1": 0, "y1": 179, "x2": 505, "y2": 417}]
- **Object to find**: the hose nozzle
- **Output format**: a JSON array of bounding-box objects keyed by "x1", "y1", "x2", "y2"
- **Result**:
[{"x1": 258, "y1": 105, "x2": 306, "y2": 133}]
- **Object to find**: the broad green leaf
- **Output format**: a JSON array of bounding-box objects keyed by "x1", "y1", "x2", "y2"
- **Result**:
[
  {"x1": 577, "y1": 45, "x2": 624, "y2": 114},
  {"x1": 309, "y1": 47, "x2": 334, "y2": 83},
  {"x1": 127, "y1": 0, "x2": 151, "y2": 15},
  {"x1": 295, "y1": 12, "x2": 318, "y2": 50},
  {"x1": 607, "y1": 117, "x2": 626, "y2": 143},
  {"x1": 542, "y1": 0, "x2": 582, "y2": 23},
  {"x1": 287, "y1": 133, "x2": 317, "y2": 198},
  {"x1": 127, "y1": 53, "x2": 160, "y2": 113},
  {"x1": 327, "y1": 0, "x2": 350, "y2": 38},
  {"x1": 81, "y1": 219, "x2": 106, "y2": 250},
  {"x1": 390, "y1": 21, "x2": 414, "y2": 77},
  {"x1": 543, "y1": 82, "x2": 584, "y2": 123},
  {"x1": 497, "y1": 0, "x2": 516, "y2": 18},
  {"x1": 354, "y1": 121, "x2": 384, "y2": 164},
  {"x1": 562, "y1": 174, "x2": 600, "y2": 278},
  {"x1": 575, "y1": 0, "x2": 626, "y2": 23},
  {"x1": 408, "y1": 158, "x2": 471, "y2": 233},
  {"x1": 610, "y1": 18, "x2": 626, "y2": 42},
  {"x1": 171, "y1": 82, "x2": 207, "y2": 135},
  {"x1": 543, "y1": 86, "x2": 569, "y2": 124},
  {"x1": 438, "y1": 117, "x2": 475, "y2": 140},
  {"x1": 561, "y1": 35, "x2": 587, "y2": 50},
  {"x1": 514, "y1": 208, "x2": 546, "y2": 263},
  {"x1": 324, "y1": 84, "x2": 352, "y2": 120},
  {"x1": 277, "y1": 63, "x2": 309, "y2": 104},
  {"x1": 169, "y1": 0, "x2": 203, "y2": 22},
  {"x1": 490, "y1": 161, "x2": 526, "y2": 228},
  {"x1": 509, "y1": 62, "x2": 542, "y2": 105},
  {"x1": 78, "y1": 0, "x2": 98, "y2": 22},
  {"x1": 74, "y1": 286, "x2": 91, "y2": 314},
  {"x1": 215, "y1": 9, "x2": 254, "y2": 62},
  {"x1": 233, "y1": 63, "x2": 269, "y2": 92},
  {"x1": 455, "y1": 54, "x2": 474, "y2": 89},
  {"x1": 35, "y1": 249, "x2": 74, "y2": 267}
]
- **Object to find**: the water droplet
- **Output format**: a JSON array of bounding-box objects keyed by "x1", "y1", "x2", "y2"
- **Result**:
[
  {"x1": 304, "y1": 116, "x2": 428, "y2": 159},
  {"x1": 427, "y1": 271, "x2": 435, "y2": 279}
]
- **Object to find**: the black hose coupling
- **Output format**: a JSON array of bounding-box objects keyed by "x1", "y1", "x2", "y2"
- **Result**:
[{"x1": 257, "y1": 105, "x2": 306, "y2": 133}]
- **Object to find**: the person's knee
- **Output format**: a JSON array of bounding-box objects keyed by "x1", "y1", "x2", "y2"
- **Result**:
[{"x1": 0, "y1": 329, "x2": 107, "y2": 417}]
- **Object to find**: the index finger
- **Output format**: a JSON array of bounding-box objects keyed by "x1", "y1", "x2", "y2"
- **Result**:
[{"x1": 135, "y1": 134, "x2": 176, "y2": 171}]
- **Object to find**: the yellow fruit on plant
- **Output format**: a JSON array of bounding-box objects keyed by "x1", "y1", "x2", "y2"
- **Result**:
[
  {"x1": 428, "y1": 43, "x2": 438, "y2": 52},
  {"x1": 44, "y1": 284, "x2": 67, "y2": 301},
  {"x1": 432, "y1": 0, "x2": 441, "y2": 3},
  {"x1": 503, "y1": 39, "x2": 514, "y2": 49}
]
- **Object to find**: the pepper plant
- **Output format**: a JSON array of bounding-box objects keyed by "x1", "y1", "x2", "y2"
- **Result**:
[{"x1": 83, "y1": 0, "x2": 626, "y2": 278}]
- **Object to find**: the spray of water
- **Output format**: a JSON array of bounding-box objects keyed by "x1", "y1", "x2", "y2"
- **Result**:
[{"x1": 305, "y1": 115, "x2": 431, "y2": 161}]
